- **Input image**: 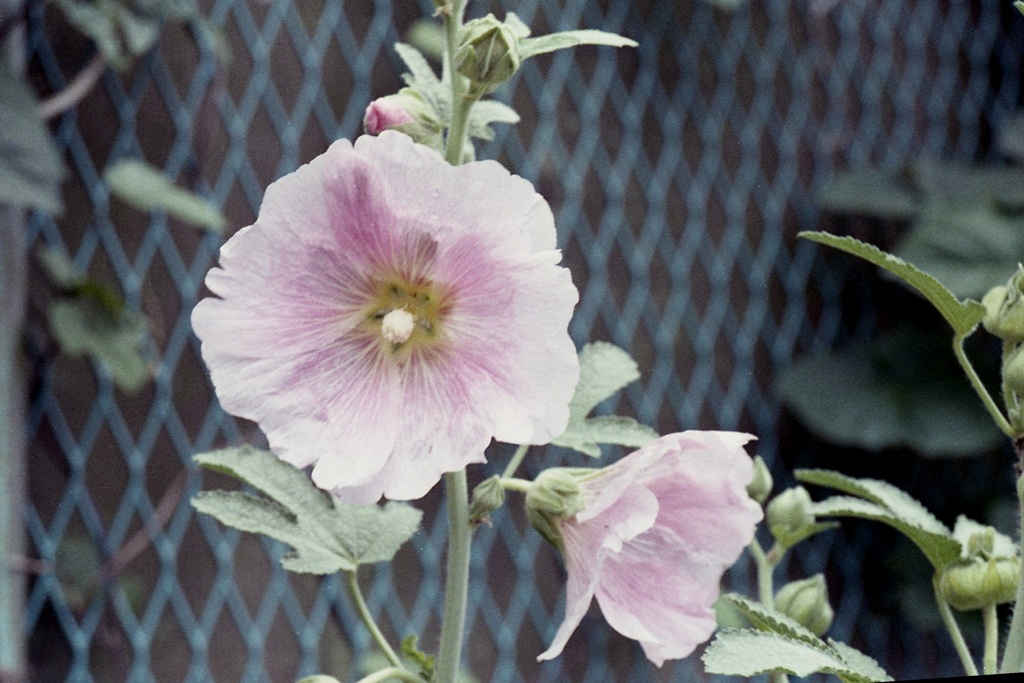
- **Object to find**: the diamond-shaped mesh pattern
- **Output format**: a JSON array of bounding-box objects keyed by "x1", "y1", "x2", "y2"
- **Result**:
[{"x1": 19, "y1": 0, "x2": 1023, "y2": 681}]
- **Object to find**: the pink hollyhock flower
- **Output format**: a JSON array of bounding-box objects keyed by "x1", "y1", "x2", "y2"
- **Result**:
[
  {"x1": 536, "y1": 431, "x2": 763, "y2": 666},
  {"x1": 192, "y1": 131, "x2": 579, "y2": 503}
]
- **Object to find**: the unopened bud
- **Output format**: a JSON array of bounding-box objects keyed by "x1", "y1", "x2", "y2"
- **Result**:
[
  {"x1": 1005, "y1": 345, "x2": 1024, "y2": 396},
  {"x1": 525, "y1": 468, "x2": 588, "y2": 550},
  {"x1": 746, "y1": 456, "x2": 773, "y2": 505},
  {"x1": 455, "y1": 15, "x2": 521, "y2": 91},
  {"x1": 982, "y1": 267, "x2": 1024, "y2": 343},
  {"x1": 775, "y1": 574, "x2": 834, "y2": 636},
  {"x1": 363, "y1": 90, "x2": 443, "y2": 151},
  {"x1": 469, "y1": 475, "x2": 505, "y2": 525},
  {"x1": 766, "y1": 486, "x2": 815, "y2": 549},
  {"x1": 938, "y1": 556, "x2": 1020, "y2": 611}
]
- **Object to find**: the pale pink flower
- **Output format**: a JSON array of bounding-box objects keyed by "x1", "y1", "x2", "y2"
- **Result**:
[
  {"x1": 538, "y1": 431, "x2": 763, "y2": 666},
  {"x1": 192, "y1": 131, "x2": 579, "y2": 503}
]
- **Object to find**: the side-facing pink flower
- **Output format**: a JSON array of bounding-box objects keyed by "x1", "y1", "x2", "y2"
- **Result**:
[
  {"x1": 192, "y1": 131, "x2": 579, "y2": 503},
  {"x1": 536, "y1": 431, "x2": 763, "y2": 666}
]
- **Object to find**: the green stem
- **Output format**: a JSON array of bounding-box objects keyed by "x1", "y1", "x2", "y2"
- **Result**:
[
  {"x1": 499, "y1": 477, "x2": 531, "y2": 494},
  {"x1": 983, "y1": 604, "x2": 999, "y2": 675},
  {"x1": 442, "y1": 0, "x2": 472, "y2": 166},
  {"x1": 501, "y1": 444, "x2": 530, "y2": 480},
  {"x1": 954, "y1": 336, "x2": 1015, "y2": 438},
  {"x1": 346, "y1": 570, "x2": 403, "y2": 669},
  {"x1": 353, "y1": 667, "x2": 423, "y2": 683},
  {"x1": 933, "y1": 577, "x2": 979, "y2": 676},
  {"x1": 436, "y1": 470, "x2": 472, "y2": 683},
  {"x1": 999, "y1": 473, "x2": 1024, "y2": 673}
]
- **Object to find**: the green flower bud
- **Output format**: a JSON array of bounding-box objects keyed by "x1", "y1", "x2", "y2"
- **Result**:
[
  {"x1": 1006, "y1": 345, "x2": 1024, "y2": 396},
  {"x1": 525, "y1": 468, "x2": 588, "y2": 550},
  {"x1": 982, "y1": 267, "x2": 1024, "y2": 343},
  {"x1": 937, "y1": 556, "x2": 1021, "y2": 611},
  {"x1": 455, "y1": 14, "x2": 521, "y2": 92},
  {"x1": 775, "y1": 574, "x2": 834, "y2": 636},
  {"x1": 766, "y1": 486, "x2": 815, "y2": 549},
  {"x1": 746, "y1": 456, "x2": 773, "y2": 505},
  {"x1": 469, "y1": 475, "x2": 505, "y2": 525}
]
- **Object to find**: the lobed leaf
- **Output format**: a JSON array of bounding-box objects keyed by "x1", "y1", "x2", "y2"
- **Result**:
[
  {"x1": 703, "y1": 629, "x2": 892, "y2": 682},
  {"x1": 720, "y1": 594, "x2": 822, "y2": 646},
  {"x1": 798, "y1": 231, "x2": 986, "y2": 337}
]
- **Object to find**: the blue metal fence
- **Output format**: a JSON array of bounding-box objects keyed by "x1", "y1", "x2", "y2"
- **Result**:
[{"x1": 20, "y1": 0, "x2": 1023, "y2": 680}]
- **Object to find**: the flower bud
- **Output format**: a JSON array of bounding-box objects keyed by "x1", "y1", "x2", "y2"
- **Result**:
[
  {"x1": 454, "y1": 14, "x2": 521, "y2": 91},
  {"x1": 525, "y1": 468, "x2": 589, "y2": 550},
  {"x1": 982, "y1": 267, "x2": 1024, "y2": 343},
  {"x1": 766, "y1": 486, "x2": 815, "y2": 548},
  {"x1": 746, "y1": 456, "x2": 773, "y2": 505},
  {"x1": 937, "y1": 556, "x2": 1020, "y2": 611},
  {"x1": 469, "y1": 475, "x2": 505, "y2": 525},
  {"x1": 363, "y1": 90, "x2": 443, "y2": 150},
  {"x1": 775, "y1": 574, "x2": 834, "y2": 636}
]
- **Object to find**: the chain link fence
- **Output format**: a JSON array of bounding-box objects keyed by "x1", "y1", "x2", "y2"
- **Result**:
[{"x1": 19, "y1": 0, "x2": 1024, "y2": 680}]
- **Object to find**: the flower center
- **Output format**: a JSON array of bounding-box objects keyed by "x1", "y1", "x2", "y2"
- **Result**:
[
  {"x1": 380, "y1": 308, "x2": 415, "y2": 344},
  {"x1": 363, "y1": 278, "x2": 449, "y2": 356}
]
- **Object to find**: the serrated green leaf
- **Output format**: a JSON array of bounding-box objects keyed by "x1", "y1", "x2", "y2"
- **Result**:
[
  {"x1": 105, "y1": 160, "x2": 225, "y2": 232},
  {"x1": 518, "y1": 30, "x2": 637, "y2": 60},
  {"x1": 296, "y1": 675, "x2": 342, "y2": 683},
  {"x1": 808, "y1": 495, "x2": 961, "y2": 570},
  {"x1": 828, "y1": 639, "x2": 894, "y2": 682},
  {"x1": 818, "y1": 167, "x2": 919, "y2": 220},
  {"x1": 467, "y1": 99, "x2": 520, "y2": 141},
  {"x1": 194, "y1": 446, "x2": 332, "y2": 517},
  {"x1": 721, "y1": 594, "x2": 823, "y2": 646},
  {"x1": 395, "y1": 42, "x2": 441, "y2": 89},
  {"x1": 552, "y1": 415, "x2": 658, "y2": 457},
  {"x1": 703, "y1": 629, "x2": 891, "y2": 682},
  {"x1": 0, "y1": 66, "x2": 65, "y2": 213},
  {"x1": 799, "y1": 231, "x2": 986, "y2": 337},
  {"x1": 48, "y1": 297, "x2": 151, "y2": 392},
  {"x1": 194, "y1": 448, "x2": 423, "y2": 573}
]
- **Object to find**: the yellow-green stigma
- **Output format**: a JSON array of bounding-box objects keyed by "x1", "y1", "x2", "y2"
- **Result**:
[{"x1": 364, "y1": 278, "x2": 448, "y2": 357}]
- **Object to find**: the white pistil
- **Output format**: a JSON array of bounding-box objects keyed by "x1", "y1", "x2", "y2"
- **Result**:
[{"x1": 381, "y1": 308, "x2": 416, "y2": 344}]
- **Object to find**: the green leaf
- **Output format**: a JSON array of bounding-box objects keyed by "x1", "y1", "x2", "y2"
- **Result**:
[
  {"x1": 105, "y1": 160, "x2": 225, "y2": 232},
  {"x1": 406, "y1": 21, "x2": 445, "y2": 62},
  {"x1": 911, "y1": 159, "x2": 1024, "y2": 211},
  {"x1": 775, "y1": 327, "x2": 1003, "y2": 457},
  {"x1": 721, "y1": 594, "x2": 822, "y2": 645},
  {"x1": 818, "y1": 167, "x2": 920, "y2": 220},
  {"x1": 48, "y1": 297, "x2": 151, "y2": 392},
  {"x1": 552, "y1": 415, "x2": 658, "y2": 457},
  {"x1": 568, "y1": 342, "x2": 641, "y2": 418},
  {"x1": 193, "y1": 447, "x2": 422, "y2": 573},
  {"x1": 797, "y1": 469, "x2": 962, "y2": 569},
  {"x1": 893, "y1": 202, "x2": 1024, "y2": 300},
  {"x1": 36, "y1": 247, "x2": 85, "y2": 290},
  {"x1": 827, "y1": 640, "x2": 893, "y2": 683},
  {"x1": 518, "y1": 30, "x2": 637, "y2": 60},
  {"x1": 798, "y1": 231, "x2": 986, "y2": 337},
  {"x1": 394, "y1": 42, "x2": 441, "y2": 89},
  {"x1": 550, "y1": 343, "x2": 658, "y2": 457},
  {"x1": 0, "y1": 66, "x2": 65, "y2": 213},
  {"x1": 467, "y1": 99, "x2": 520, "y2": 141},
  {"x1": 296, "y1": 676, "x2": 342, "y2": 683},
  {"x1": 703, "y1": 629, "x2": 892, "y2": 682}
]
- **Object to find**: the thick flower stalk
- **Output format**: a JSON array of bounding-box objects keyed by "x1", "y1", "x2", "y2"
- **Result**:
[
  {"x1": 535, "y1": 431, "x2": 763, "y2": 666},
  {"x1": 192, "y1": 131, "x2": 579, "y2": 503}
]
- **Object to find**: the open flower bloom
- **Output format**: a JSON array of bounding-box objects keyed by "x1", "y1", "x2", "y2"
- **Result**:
[
  {"x1": 537, "y1": 431, "x2": 763, "y2": 666},
  {"x1": 192, "y1": 131, "x2": 579, "y2": 503}
]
